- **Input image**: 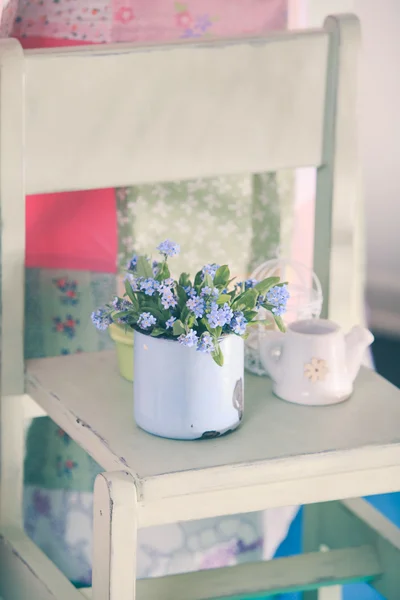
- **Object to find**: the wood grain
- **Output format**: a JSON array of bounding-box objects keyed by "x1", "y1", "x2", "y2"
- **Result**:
[
  {"x1": 25, "y1": 350, "x2": 400, "y2": 525},
  {"x1": 24, "y1": 31, "x2": 328, "y2": 194},
  {"x1": 82, "y1": 545, "x2": 381, "y2": 599}
]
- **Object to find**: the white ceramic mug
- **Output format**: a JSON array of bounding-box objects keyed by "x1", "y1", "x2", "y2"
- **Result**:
[
  {"x1": 260, "y1": 318, "x2": 374, "y2": 406},
  {"x1": 134, "y1": 332, "x2": 244, "y2": 439}
]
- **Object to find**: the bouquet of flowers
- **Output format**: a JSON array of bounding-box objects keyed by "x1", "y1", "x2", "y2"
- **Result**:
[{"x1": 92, "y1": 240, "x2": 289, "y2": 366}]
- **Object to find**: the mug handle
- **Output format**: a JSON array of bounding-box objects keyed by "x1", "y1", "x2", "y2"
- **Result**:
[{"x1": 259, "y1": 330, "x2": 285, "y2": 381}]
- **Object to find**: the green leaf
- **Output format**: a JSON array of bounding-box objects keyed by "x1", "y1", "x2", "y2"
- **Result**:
[
  {"x1": 172, "y1": 320, "x2": 186, "y2": 336},
  {"x1": 243, "y1": 310, "x2": 259, "y2": 322},
  {"x1": 246, "y1": 319, "x2": 272, "y2": 327},
  {"x1": 233, "y1": 289, "x2": 258, "y2": 311},
  {"x1": 123, "y1": 314, "x2": 139, "y2": 325},
  {"x1": 125, "y1": 279, "x2": 137, "y2": 302},
  {"x1": 180, "y1": 306, "x2": 190, "y2": 324},
  {"x1": 274, "y1": 315, "x2": 286, "y2": 332},
  {"x1": 156, "y1": 261, "x2": 170, "y2": 281},
  {"x1": 260, "y1": 302, "x2": 279, "y2": 313},
  {"x1": 254, "y1": 277, "x2": 281, "y2": 296},
  {"x1": 136, "y1": 256, "x2": 153, "y2": 279},
  {"x1": 187, "y1": 314, "x2": 197, "y2": 329},
  {"x1": 140, "y1": 305, "x2": 164, "y2": 320},
  {"x1": 211, "y1": 341, "x2": 224, "y2": 367},
  {"x1": 215, "y1": 294, "x2": 232, "y2": 305},
  {"x1": 176, "y1": 285, "x2": 187, "y2": 310},
  {"x1": 201, "y1": 317, "x2": 212, "y2": 333},
  {"x1": 203, "y1": 273, "x2": 213, "y2": 289},
  {"x1": 213, "y1": 265, "x2": 230, "y2": 287},
  {"x1": 179, "y1": 273, "x2": 191, "y2": 288},
  {"x1": 194, "y1": 270, "x2": 203, "y2": 287},
  {"x1": 213, "y1": 326, "x2": 222, "y2": 339},
  {"x1": 151, "y1": 327, "x2": 166, "y2": 337},
  {"x1": 113, "y1": 309, "x2": 131, "y2": 318}
]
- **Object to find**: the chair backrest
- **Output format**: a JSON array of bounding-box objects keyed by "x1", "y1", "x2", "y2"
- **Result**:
[{"x1": 0, "y1": 14, "x2": 362, "y2": 396}]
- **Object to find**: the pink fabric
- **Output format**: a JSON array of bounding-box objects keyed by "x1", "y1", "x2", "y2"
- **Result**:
[
  {"x1": 291, "y1": 169, "x2": 316, "y2": 274},
  {"x1": 17, "y1": 36, "x2": 93, "y2": 49},
  {"x1": 0, "y1": 0, "x2": 18, "y2": 36},
  {"x1": 12, "y1": 0, "x2": 287, "y2": 43},
  {"x1": 25, "y1": 188, "x2": 117, "y2": 273}
]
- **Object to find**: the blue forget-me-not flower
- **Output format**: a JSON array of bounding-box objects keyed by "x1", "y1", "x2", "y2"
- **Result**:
[
  {"x1": 178, "y1": 329, "x2": 198, "y2": 347},
  {"x1": 207, "y1": 302, "x2": 234, "y2": 329},
  {"x1": 230, "y1": 311, "x2": 247, "y2": 335},
  {"x1": 165, "y1": 316, "x2": 176, "y2": 329},
  {"x1": 157, "y1": 239, "x2": 180, "y2": 257},
  {"x1": 186, "y1": 295, "x2": 205, "y2": 319},
  {"x1": 266, "y1": 284, "x2": 290, "y2": 316},
  {"x1": 91, "y1": 308, "x2": 112, "y2": 331},
  {"x1": 138, "y1": 312, "x2": 157, "y2": 330},
  {"x1": 197, "y1": 333, "x2": 215, "y2": 354},
  {"x1": 140, "y1": 278, "x2": 159, "y2": 296},
  {"x1": 202, "y1": 263, "x2": 220, "y2": 279}
]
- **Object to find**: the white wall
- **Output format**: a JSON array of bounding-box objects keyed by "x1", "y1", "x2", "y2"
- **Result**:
[{"x1": 305, "y1": 0, "x2": 400, "y2": 335}]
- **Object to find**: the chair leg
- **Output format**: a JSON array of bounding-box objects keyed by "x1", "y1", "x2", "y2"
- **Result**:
[
  {"x1": 323, "y1": 499, "x2": 400, "y2": 600},
  {"x1": 303, "y1": 505, "x2": 343, "y2": 600},
  {"x1": 304, "y1": 498, "x2": 400, "y2": 600},
  {"x1": 303, "y1": 504, "x2": 320, "y2": 600},
  {"x1": 92, "y1": 471, "x2": 138, "y2": 600},
  {"x1": 0, "y1": 394, "x2": 25, "y2": 527}
]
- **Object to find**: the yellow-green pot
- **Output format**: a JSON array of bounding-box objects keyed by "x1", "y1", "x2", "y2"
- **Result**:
[{"x1": 109, "y1": 323, "x2": 134, "y2": 382}]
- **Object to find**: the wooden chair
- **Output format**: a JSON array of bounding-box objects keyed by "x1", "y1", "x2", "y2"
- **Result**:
[{"x1": 1, "y1": 13, "x2": 400, "y2": 600}]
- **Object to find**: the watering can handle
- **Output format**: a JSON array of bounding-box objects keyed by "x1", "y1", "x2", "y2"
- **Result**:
[{"x1": 259, "y1": 330, "x2": 285, "y2": 382}]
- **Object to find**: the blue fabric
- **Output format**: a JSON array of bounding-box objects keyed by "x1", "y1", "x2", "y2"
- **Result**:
[{"x1": 264, "y1": 493, "x2": 400, "y2": 600}]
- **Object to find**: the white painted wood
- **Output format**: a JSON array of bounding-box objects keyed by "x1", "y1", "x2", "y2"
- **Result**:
[
  {"x1": 63, "y1": 546, "x2": 381, "y2": 600},
  {"x1": 138, "y1": 466, "x2": 400, "y2": 528},
  {"x1": 92, "y1": 472, "x2": 138, "y2": 600},
  {"x1": 0, "y1": 39, "x2": 25, "y2": 397},
  {"x1": 0, "y1": 526, "x2": 83, "y2": 600},
  {"x1": 22, "y1": 31, "x2": 329, "y2": 194},
  {"x1": 25, "y1": 350, "x2": 400, "y2": 525},
  {"x1": 22, "y1": 394, "x2": 47, "y2": 420},
  {"x1": 314, "y1": 15, "x2": 363, "y2": 331},
  {"x1": 302, "y1": 548, "x2": 343, "y2": 600},
  {"x1": 0, "y1": 395, "x2": 25, "y2": 527},
  {"x1": 303, "y1": 504, "x2": 322, "y2": 600},
  {"x1": 319, "y1": 587, "x2": 342, "y2": 600},
  {"x1": 1, "y1": 13, "x2": 392, "y2": 599}
]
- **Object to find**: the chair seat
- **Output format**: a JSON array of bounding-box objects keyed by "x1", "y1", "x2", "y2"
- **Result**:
[{"x1": 25, "y1": 351, "x2": 400, "y2": 527}]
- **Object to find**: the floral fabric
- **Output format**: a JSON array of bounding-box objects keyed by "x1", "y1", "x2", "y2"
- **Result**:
[
  {"x1": 0, "y1": 0, "x2": 298, "y2": 588},
  {"x1": 24, "y1": 269, "x2": 115, "y2": 359},
  {"x1": 24, "y1": 482, "x2": 269, "y2": 583},
  {"x1": 0, "y1": 0, "x2": 18, "y2": 36},
  {"x1": 116, "y1": 171, "x2": 294, "y2": 281},
  {"x1": 20, "y1": 169, "x2": 295, "y2": 586},
  {"x1": 11, "y1": 0, "x2": 287, "y2": 43}
]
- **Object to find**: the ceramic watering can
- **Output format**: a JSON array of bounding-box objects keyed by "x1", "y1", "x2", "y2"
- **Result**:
[{"x1": 260, "y1": 318, "x2": 374, "y2": 406}]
